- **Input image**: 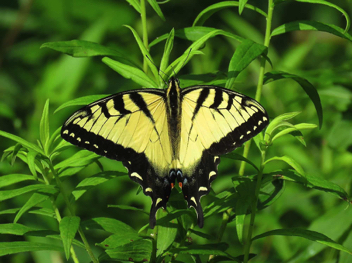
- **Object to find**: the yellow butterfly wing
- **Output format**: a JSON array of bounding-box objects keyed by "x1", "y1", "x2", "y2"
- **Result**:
[
  {"x1": 61, "y1": 90, "x2": 173, "y2": 227},
  {"x1": 179, "y1": 86, "x2": 269, "y2": 227}
]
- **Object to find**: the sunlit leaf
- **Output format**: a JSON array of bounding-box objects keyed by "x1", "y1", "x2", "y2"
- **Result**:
[
  {"x1": 102, "y1": 57, "x2": 158, "y2": 88},
  {"x1": 264, "y1": 71, "x2": 323, "y2": 128},
  {"x1": 252, "y1": 228, "x2": 352, "y2": 255},
  {"x1": 0, "y1": 242, "x2": 63, "y2": 256},
  {"x1": 193, "y1": 1, "x2": 267, "y2": 26}
]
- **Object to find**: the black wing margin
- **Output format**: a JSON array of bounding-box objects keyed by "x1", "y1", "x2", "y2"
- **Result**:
[
  {"x1": 180, "y1": 86, "x2": 269, "y2": 227},
  {"x1": 61, "y1": 90, "x2": 172, "y2": 228}
]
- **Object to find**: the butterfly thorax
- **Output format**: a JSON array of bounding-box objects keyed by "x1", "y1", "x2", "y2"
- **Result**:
[{"x1": 166, "y1": 77, "x2": 182, "y2": 165}]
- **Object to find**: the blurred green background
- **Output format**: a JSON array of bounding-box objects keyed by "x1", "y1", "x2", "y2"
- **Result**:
[{"x1": 1, "y1": 0, "x2": 352, "y2": 262}]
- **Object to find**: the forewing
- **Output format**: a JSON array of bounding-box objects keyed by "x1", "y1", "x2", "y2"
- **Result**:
[
  {"x1": 179, "y1": 86, "x2": 269, "y2": 227},
  {"x1": 61, "y1": 90, "x2": 173, "y2": 228}
]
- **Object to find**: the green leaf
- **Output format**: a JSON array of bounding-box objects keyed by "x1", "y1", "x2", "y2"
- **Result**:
[
  {"x1": 239, "y1": 0, "x2": 249, "y2": 14},
  {"x1": 39, "y1": 99, "x2": 50, "y2": 153},
  {"x1": 0, "y1": 174, "x2": 35, "y2": 188},
  {"x1": 271, "y1": 20, "x2": 352, "y2": 42},
  {"x1": 72, "y1": 171, "x2": 125, "y2": 200},
  {"x1": 102, "y1": 57, "x2": 158, "y2": 88},
  {"x1": 258, "y1": 177, "x2": 286, "y2": 209},
  {"x1": 27, "y1": 150, "x2": 38, "y2": 179},
  {"x1": 165, "y1": 29, "x2": 231, "y2": 77},
  {"x1": 55, "y1": 94, "x2": 110, "y2": 113},
  {"x1": 126, "y1": 0, "x2": 141, "y2": 13},
  {"x1": 157, "y1": 211, "x2": 178, "y2": 257},
  {"x1": 263, "y1": 71, "x2": 323, "y2": 128},
  {"x1": 0, "y1": 207, "x2": 55, "y2": 218},
  {"x1": 225, "y1": 39, "x2": 267, "y2": 90},
  {"x1": 10, "y1": 143, "x2": 23, "y2": 166},
  {"x1": 156, "y1": 210, "x2": 194, "y2": 226},
  {"x1": 294, "y1": 0, "x2": 350, "y2": 32},
  {"x1": 55, "y1": 150, "x2": 100, "y2": 170},
  {"x1": 204, "y1": 191, "x2": 237, "y2": 218},
  {"x1": 264, "y1": 156, "x2": 305, "y2": 176},
  {"x1": 278, "y1": 169, "x2": 349, "y2": 200},
  {"x1": 108, "y1": 204, "x2": 148, "y2": 215},
  {"x1": 234, "y1": 178, "x2": 253, "y2": 244},
  {"x1": 265, "y1": 112, "x2": 301, "y2": 141},
  {"x1": 168, "y1": 243, "x2": 230, "y2": 256},
  {"x1": 0, "y1": 241, "x2": 63, "y2": 256},
  {"x1": 160, "y1": 28, "x2": 174, "y2": 81},
  {"x1": 147, "y1": 0, "x2": 165, "y2": 21},
  {"x1": 0, "y1": 223, "x2": 39, "y2": 235},
  {"x1": 272, "y1": 123, "x2": 317, "y2": 145},
  {"x1": 81, "y1": 217, "x2": 135, "y2": 234},
  {"x1": 150, "y1": 27, "x2": 244, "y2": 47},
  {"x1": 0, "y1": 130, "x2": 44, "y2": 155},
  {"x1": 193, "y1": 1, "x2": 267, "y2": 26},
  {"x1": 14, "y1": 193, "x2": 51, "y2": 223},
  {"x1": 124, "y1": 25, "x2": 159, "y2": 83},
  {"x1": 59, "y1": 216, "x2": 80, "y2": 260},
  {"x1": 101, "y1": 239, "x2": 152, "y2": 261},
  {"x1": 224, "y1": 152, "x2": 259, "y2": 171},
  {"x1": 252, "y1": 228, "x2": 352, "y2": 255},
  {"x1": 41, "y1": 40, "x2": 129, "y2": 57},
  {"x1": 0, "y1": 185, "x2": 57, "y2": 202}
]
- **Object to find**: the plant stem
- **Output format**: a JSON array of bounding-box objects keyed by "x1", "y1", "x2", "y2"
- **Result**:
[
  {"x1": 140, "y1": 0, "x2": 149, "y2": 73},
  {"x1": 42, "y1": 170, "x2": 80, "y2": 263},
  {"x1": 243, "y1": 151, "x2": 266, "y2": 263},
  {"x1": 48, "y1": 161, "x2": 99, "y2": 263},
  {"x1": 243, "y1": 1, "x2": 274, "y2": 262}
]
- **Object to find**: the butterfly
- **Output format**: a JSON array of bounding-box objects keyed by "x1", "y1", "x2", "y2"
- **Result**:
[{"x1": 61, "y1": 77, "x2": 269, "y2": 228}]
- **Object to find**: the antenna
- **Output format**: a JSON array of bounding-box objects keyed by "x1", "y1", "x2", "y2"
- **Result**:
[{"x1": 145, "y1": 55, "x2": 168, "y2": 87}]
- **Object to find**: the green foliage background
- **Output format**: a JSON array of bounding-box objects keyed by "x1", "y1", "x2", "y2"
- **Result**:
[{"x1": 0, "y1": 0, "x2": 352, "y2": 262}]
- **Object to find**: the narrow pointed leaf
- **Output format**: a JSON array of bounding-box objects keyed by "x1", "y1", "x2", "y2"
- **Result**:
[
  {"x1": 294, "y1": 0, "x2": 350, "y2": 32},
  {"x1": 147, "y1": 0, "x2": 165, "y2": 21},
  {"x1": 0, "y1": 130, "x2": 44, "y2": 155},
  {"x1": 0, "y1": 242, "x2": 63, "y2": 256},
  {"x1": 239, "y1": 0, "x2": 249, "y2": 14},
  {"x1": 72, "y1": 171, "x2": 125, "y2": 200},
  {"x1": 193, "y1": 1, "x2": 267, "y2": 26},
  {"x1": 124, "y1": 25, "x2": 159, "y2": 82},
  {"x1": 224, "y1": 152, "x2": 259, "y2": 171},
  {"x1": 272, "y1": 123, "x2": 317, "y2": 144},
  {"x1": 39, "y1": 99, "x2": 50, "y2": 152},
  {"x1": 150, "y1": 26, "x2": 244, "y2": 47},
  {"x1": 126, "y1": 0, "x2": 141, "y2": 13},
  {"x1": 55, "y1": 94, "x2": 110, "y2": 113},
  {"x1": 0, "y1": 185, "x2": 57, "y2": 202},
  {"x1": 60, "y1": 216, "x2": 80, "y2": 260},
  {"x1": 160, "y1": 28, "x2": 174, "y2": 78},
  {"x1": 41, "y1": 40, "x2": 129, "y2": 57},
  {"x1": 102, "y1": 57, "x2": 158, "y2": 88},
  {"x1": 14, "y1": 193, "x2": 51, "y2": 223},
  {"x1": 263, "y1": 71, "x2": 323, "y2": 128},
  {"x1": 226, "y1": 39, "x2": 267, "y2": 90},
  {"x1": 264, "y1": 156, "x2": 305, "y2": 176},
  {"x1": 252, "y1": 228, "x2": 352, "y2": 255},
  {"x1": 277, "y1": 169, "x2": 349, "y2": 200},
  {"x1": 27, "y1": 151, "x2": 38, "y2": 179},
  {"x1": 272, "y1": 20, "x2": 352, "y2": 42},
  {"x1": 0, "y1": 174, "x2": 35, "y2": 188},
  {"x1": 102, "y1": 239, "x2": 152, "y2": 261}
]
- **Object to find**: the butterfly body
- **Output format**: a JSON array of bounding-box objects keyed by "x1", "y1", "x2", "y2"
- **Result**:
[{"x1": 61, "y1": 77, "x2": 269, "y2": 228}]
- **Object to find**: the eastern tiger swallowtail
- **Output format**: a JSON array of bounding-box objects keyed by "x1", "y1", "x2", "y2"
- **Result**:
[{"x1": 61, "y1": 77, "x2": 269, "y2": 228}]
